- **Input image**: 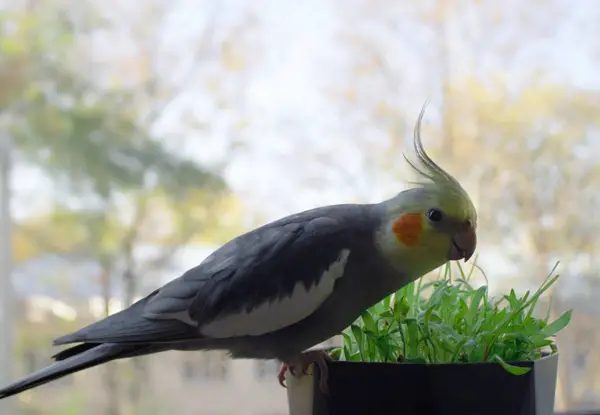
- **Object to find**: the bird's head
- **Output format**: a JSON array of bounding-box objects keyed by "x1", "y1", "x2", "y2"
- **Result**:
[{"x1": 376, "y1": 105, "x2": 477, "y2": 275}]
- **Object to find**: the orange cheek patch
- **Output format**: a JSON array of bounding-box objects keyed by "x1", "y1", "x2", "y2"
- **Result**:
[{"x1": 393, "y1": 213, "x2": 423, "y2": 247}]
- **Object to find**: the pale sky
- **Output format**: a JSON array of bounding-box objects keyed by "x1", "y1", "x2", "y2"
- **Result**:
[
  {"x1": 7, "y1": 0, "x2": 600, "y2": 292},
  {"x1": 11, "y1": 0, "x2": 600, "y2": 216}
]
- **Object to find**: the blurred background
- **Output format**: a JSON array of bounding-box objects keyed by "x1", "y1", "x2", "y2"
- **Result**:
[{"x1": 1, "y1": 0, "x2": 599, "y2": 413}]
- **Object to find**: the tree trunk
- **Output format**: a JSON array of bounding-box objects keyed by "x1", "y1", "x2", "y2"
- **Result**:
[
  {"x1": 533, "y1": 253, "x2": 575, "y2": 411},
  {"x1": 0, "y1": 129, "x2": 15, "y2": 415},
  {"x1": 123, "y1": 268, "x2": 135, "y2": 307},
  {"x1": 553, "y1": 298, "x2": 576, "y2": 411},
  {"x1": 123, "y1": 268, "x2": 145, "y2": 412},
  {"x1": 101, "y1": 266, "x2": 120, "y2": 415},
  {"x1": 104, "y1": 364, "x2": 120, "y2": 415},
  {"x1": 433, "y1": 1, "x2": 454, "y2": 159}
]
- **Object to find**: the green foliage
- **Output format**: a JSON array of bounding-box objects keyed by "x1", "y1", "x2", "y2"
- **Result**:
[
  {"x1": 2, "y1": 2, "x2": 225, "y2": 199},
  {"x1": 14, "y1": 82, "x2": 225, "y2": 198},
  {"x1": 333, "y1": 261, "x2": 572, "y2": 376}
]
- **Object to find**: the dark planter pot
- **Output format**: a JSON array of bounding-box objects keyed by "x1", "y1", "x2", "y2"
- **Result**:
[{"x1": 287, "y1": 353, "x2": 558, "y2": 415}]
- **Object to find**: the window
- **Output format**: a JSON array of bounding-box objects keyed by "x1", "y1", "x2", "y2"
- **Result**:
[
  {"x1": 181, "y1": 351, "x2": 230, "y2": 382},
  {"x1": 253, "y1": 359, "x2": 280, "y2": 381}
]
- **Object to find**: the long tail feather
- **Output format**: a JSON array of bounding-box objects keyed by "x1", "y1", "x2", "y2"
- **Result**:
[
  {"x1": 0, "y1": 343, "x2": 150, "y2": 400},
  {"x1": 52, "y1": 293, "x2": 196, "y2": 346}
]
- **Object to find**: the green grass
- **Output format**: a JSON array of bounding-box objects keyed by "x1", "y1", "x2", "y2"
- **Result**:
[{"x1": 331, "y1": 260, "x2": 572, "y2": 375}]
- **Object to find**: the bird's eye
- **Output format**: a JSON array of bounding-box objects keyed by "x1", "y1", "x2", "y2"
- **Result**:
[{"x1": 427, "y1": 208, "x2": 443, "y2": 222}]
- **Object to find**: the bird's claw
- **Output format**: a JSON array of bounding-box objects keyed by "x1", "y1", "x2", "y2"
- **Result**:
[
  {"x1": 277, "y1": 350, "x2": 333, "y2": 394},
  {"x1": 278, "y1": 363, "x2": 288, "y2": 388}
]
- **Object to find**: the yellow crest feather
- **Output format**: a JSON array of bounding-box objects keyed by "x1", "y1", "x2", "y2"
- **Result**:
[
  {"x1": 403, "y1": 102, "x2": 464, "y2": 194},
  {"x1": 403, "y1": 103, "x2": 476, "y2": 223}
]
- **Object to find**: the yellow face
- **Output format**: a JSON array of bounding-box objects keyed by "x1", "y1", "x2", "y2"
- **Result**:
[{"x1": 389, "y1": 189, "x2": 477, "y2": 264}]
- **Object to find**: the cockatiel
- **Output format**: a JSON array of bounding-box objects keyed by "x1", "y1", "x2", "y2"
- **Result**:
[{"x1": 0, "y1": 105, "x2": 477, "y2": 399}]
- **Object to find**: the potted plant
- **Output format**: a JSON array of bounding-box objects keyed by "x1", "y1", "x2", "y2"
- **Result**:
[{"x1": 286, "y1": 261, "x2": 572, "y2": 415}]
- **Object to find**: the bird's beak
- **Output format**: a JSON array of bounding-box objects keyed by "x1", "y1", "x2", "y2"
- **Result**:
[{"x1": 448, "y1": 225, "x2": 477, "y2": 262}]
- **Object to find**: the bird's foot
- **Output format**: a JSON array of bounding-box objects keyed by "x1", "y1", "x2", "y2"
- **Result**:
[{"x1": 277, "y1": 350, "x2": 332, "y2": 394}]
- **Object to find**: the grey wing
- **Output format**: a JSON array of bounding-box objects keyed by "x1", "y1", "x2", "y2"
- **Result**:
[
  {"x1": 143, "y1": 212, "x2": 355, "y2": 338},
  {"x1": 53, "y1": 206, "x2": 364, "y2": 346}
]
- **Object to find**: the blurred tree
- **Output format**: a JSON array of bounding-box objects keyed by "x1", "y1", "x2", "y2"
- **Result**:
[
  {"x1": 330, "y1": 0, "x2": 600, "y2": 410},
  {"x1": 1, "y1": 4, "x2": 223, "y2": 413},
  {"x1": 457, "y1": 82, "x2": 600, "y2": 410},
  {"x1": 81, "y1": 2, "x2": 258, "y2": 412},
  {"x1": 10, "y1": 188, "x2": 248, "y2": 414},
  {"x1": 1, "y1": 1, "x2": 255, "y2": 414}
]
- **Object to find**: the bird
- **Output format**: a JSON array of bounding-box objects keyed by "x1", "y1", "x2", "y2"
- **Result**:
[{"x1": 0, "y1": 104, "x2": 477, "y2": 399}]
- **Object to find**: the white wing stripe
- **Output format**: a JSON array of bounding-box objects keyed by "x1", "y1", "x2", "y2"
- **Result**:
[{"x1": 199, "y1": 249, "x2": 351, "y2": 338}]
